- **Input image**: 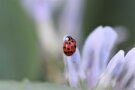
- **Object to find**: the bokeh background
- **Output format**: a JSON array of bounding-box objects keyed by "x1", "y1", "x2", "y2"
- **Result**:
[{"x1": 0, "y1": 0, "x2": 135, "y2": 83}]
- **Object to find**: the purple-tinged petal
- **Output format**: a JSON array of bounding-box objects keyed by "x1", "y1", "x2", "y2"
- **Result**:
[
  {"x1": 82, "y1": 26, "x2": 117, "y2": 89},
  {"x1": 106, "y1": 50, "x2": 125, "y2": 78},
  {"x1": 99, "y1": 26, "x2": 118, "y2": 70},
  {"x1": 96, "y1": 50, "x2": 125, "y2": 89},
  {"x1": 63, "y1": 47, "x2": 85, "y2": 87},
  {"x1": 115, "y1": 48, "x2": 135, "y2": 90},
  {"x1": 95, "y1": 48, "x2": 135, "y2": 90}
]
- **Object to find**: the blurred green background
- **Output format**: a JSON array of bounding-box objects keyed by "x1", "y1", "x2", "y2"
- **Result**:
[
  {"x1": 0, "y1": 0, "x2": 40, "y2": 80},
  {"x1": 0, "y1": 0, "x2": 135, "y2": 82}
]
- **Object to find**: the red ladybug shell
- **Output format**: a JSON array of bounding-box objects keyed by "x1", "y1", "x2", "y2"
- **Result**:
[{"x1": 63, "y1": 36, "x2": 76, "y2": 56}]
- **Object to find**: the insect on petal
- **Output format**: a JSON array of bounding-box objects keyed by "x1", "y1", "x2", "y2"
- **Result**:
[{"x1": 63, "y1": 35, "x2": 85, "y2": 87}]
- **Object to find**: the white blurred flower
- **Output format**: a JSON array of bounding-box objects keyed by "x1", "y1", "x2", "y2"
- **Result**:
[
  {"x1": 21, "y1": 0, "x2": 64, "y2": 22},
  {"x1": 21, "y1": 0, "x2": 60, "y2": 55},
  {"x1": 21, "y1": 0, "x2": 85, "y2": 54},
  {"x1": 21, "y1": 0, "x2": 85, "y2": 83},
  {"x1": 63, "y1": 26, "x2": 118, "y2": 88},
  {"x1": 59, "y1": 0, "x2": 85, "y2": 45}
]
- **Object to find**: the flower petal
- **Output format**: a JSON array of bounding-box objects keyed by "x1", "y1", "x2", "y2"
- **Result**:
[
  {"x1": 115, "y1": 48, "x2": 135, "y2": 90},
  {"x1": 106, "y1": 50, "x2": 125, "y2": 78},
  {"x1": 95, "y1": 50, "x2": 125, "y2": 90},
  {"x1": 63, "y1": 47, "x2": 85, "y2": 87},
  {"x1": 82, "y1": 26, "x2": 117, "y2": 89}
]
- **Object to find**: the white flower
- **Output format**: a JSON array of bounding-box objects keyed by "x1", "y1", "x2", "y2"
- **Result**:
[
  {"x1": 21, "y1": 0, "x2": 85, "y2": 54},
  {"x1": 59, "y1": 0, "x2": 85, "y2": 44},
  {"x1": 96, "y1": 48, "x2": 135, "y2": 90},
  {"x1": 63, "y1": 26, "x2": 118, "y2": 88},
  {"x1": 21, "y1": 0, "x2": 85, "y2": 83}
]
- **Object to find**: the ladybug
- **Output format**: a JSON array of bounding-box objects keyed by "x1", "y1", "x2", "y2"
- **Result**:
[{"x1": 63, "y1": 36, "x2": 76, "y2": 56}]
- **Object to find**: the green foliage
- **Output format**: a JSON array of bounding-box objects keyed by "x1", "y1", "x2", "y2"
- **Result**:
[
  {"x1": 0, "y1": 0, "x2": 40, "y2": 80},
  {"x1": 0, "y1": 81, "x2": 81, "y2": 90}
]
